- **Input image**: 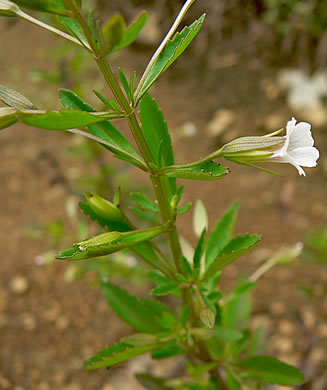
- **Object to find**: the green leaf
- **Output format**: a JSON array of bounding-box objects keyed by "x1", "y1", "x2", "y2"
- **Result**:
[
  {"x1": 180, "y1": 256, "x2": 192, "y2": 278},
  {"x1": 59, "y1": 89, "x2": 143, "y2": 166},
  {"x1": 59, "y1": 16, "x2": 88, "y2": 46},
  {"x1": 176, "y1": 201, "x2": 192, "y2": 215},
  {"x1": 12, "y1": 0, "x2": 69, "y2": 15},
  {"x1": 119, "y1": 69, "x2": 133, "y2": 101},
  {"x1": 226, "y1": 369, "x2": 241, "y2": 390},
  {"x1": 193, "y1": 229, "x2": 206, "y2": 276},
  {"x1": 141, "y1": 298, "x2": 177, "y2": 330},
  {"x1": 152, "y1": 343, "x2": 184, "y2": 359},
  {"x1": 136, "y1": 373, "x2": 170, "y2": 390},
  {"x1": 152, "y1": 281, "x2": 180, "y2": 296},
  {"x1": 163, "y1": 161, "x2": 229, "y2": 181},
  {"x1": 84, "y1": 340, "x2": 161, "y2": 370},
  {"x1": 139, "y1": 93, "x2": 175, "y2": 194},
  {"x1": 102, "y1": 13, "x2": 126, "y2": 52},
  {"x1": 56, "y1": 227, "x2": 163, "y2": 260},
  {"x1": 101, "y1": 281, "x2": 165, "y2": 333},
  {"x1": 191, "y1": 327, "x2": 242, "y2": 343},
  {"x1": 204, "y1": 234, "x2": 261, "y2": 280},
  {"x1": 129, "y1": 207, "x2": 160, "y2": 225},
  {"x1": 206, "y1": 201, "x2": 240, "y2": 269},
  {"x1": 0, "y1": 84, "x2": 35, "y2": 109},
  {"x1": 135, "y1": 14, "x2": 206, "y2": 102},
  {"x1": 139, "y1": 93, "x2": 174, "y2": 167},
  {"x1": 223, "y1": 292, "x2": 252, "y2": 331},
  {"x1": 131, "y1": 192, "x2": 160, "y2": 213},
  {"x1": 112, "y1": 11, "x2": 149, "y2": 52},
  {"x1": 20, "y1": 109, "x2": 107, "y2": 130},
  {"x1": 233, "y1": 356, "x2": 305, "y2": 386}
]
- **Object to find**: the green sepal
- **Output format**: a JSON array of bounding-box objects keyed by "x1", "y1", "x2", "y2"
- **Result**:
[
  {"x1": 83, "y1": 340, "x2": 161, "y2": 370},
  {"x1": 232, "y1": 356, "x2": 305, "y2": 386},
  {"x1": 0, "y1": 107, "x2": 18, "y2": 130},
  {"x1": 204, "y1": 234, "x2": 262, "y2": 281},
  {"x1": 163, "y1": 161, "x2": 229, "y2": 181},
  {"x1": 0, "y1": 0, "x2": 20, "y2": 16},
  {"x1": 135, "y1": 14, "x2": 206, "y2": 102},
  {"x1": 101, "y1": 281, "x2": 166, "y2": 333},
  {"x1": 56, "y1": 226, "x2": 163, "y2": 260},
  {"x1": 0, "y1": 84, "x2": 35, "y2": 109}
]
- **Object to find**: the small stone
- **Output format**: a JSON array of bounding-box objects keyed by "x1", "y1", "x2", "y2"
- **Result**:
[
  {"x1": 270, "y1": 302, "x2": 287, "y2": 316},
  {"x1": 206, "y1": 109, "x2": 235, "y2": 137},
  {"x1": 309, "y1": 347, "x2": 325, "y2": 363},
  {"x1": 276, "y1": 337, "x2": 294, "y2": 353},
  {"x1": 0, "y1": 376, "x2": 11, "y2": 389},
  {"x1": 102, "y1": 385, "x2": 114, "y2": 390},
  {"x1": 63, "y1": 383, "x2": 81, "y2": 390},
  {"x1": 21, "y1": 312, "x2": 37, "y2": 331},
  {"x1": 56, "y1": 316, "x2": 69, "y2": 331},
  {"x1": 278, "y1": 320, "x2": 296, "y2": 335},
  {"x1": 38, "y1": 383, "x2": 50, "y2": 390},
  {"x1": 301, "y1": 309, "x2": 315, "y2": 329},
  {"x1": 318, "y1": 324, "x2": 327, "y2": 338},
  {"x1": 9, "y1": 276, "x2": 29, "y2": 294},
  {"x1": 13, "y1": 386, "x2": 25, "y2": 390}
]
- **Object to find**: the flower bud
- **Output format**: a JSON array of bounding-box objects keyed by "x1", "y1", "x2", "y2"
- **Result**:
[
  {"x1": 86, "y1": 193, "x2": 129, "y2": 224},
  {"x1": 0, "y1": 0, "x2": 20, "y2": 16},
  {"x1": 220, "y1": 135, "x2": 285, "y2": 163},
  {"x1": 0, "y1": 107, "x2": 18, "y2": 129}
]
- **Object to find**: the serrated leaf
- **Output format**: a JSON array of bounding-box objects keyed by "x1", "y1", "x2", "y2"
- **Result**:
[
  {"x1": 0, "y1": 84, "x2": 35, "y2": 109},
  {"x1": 152, "y1": 343, "x2": 184, "y2": 359},
  {"x1": 131, "y1": 192, "x2": 160, "y2": 213},
  {"x1": 79, "y1": 202, "x2": 167, "y2": 272},
  {"x1": 112, "y1": 11, "x2": 149, "y2": 52},
  {"x1": 152, "y1": 281, "x2": 179, "y2": 296},
  {"x1": 56, "y1": 226, "x2": 163, "y2": 260},
  {"x1": 139, "y1": 93, "x2": 175, "y2": 194},
  {"x1": 84, "y1": 340, "x2": 161, "y2": 370},
  {"x1": 206, "y1": 201, "x2": 240, "y2": 269},
  {"x1": 20, "y1": 109, "x2": 107, "y2": 130},
  {"x1": 59, "y1": 89, "x2": 143, "y2": 166},
  {"x1": 233, "y1": 356, "x2": 305, "y2": 386},
  {"x1": 12, "y1": 0, "x2": 69, "y2": 15},
  {"x1": 141, "y1": 298, "x2": 177, "y2": 330},
  {"x1": 163, "y1": 160, "x2": 229, "y2": 181},
  {"x1": 204, "y1": 234, "x2": 261, "y2": 280},
  {"x1": 59, "y1": 16, "x2": 88, "y2": 46},
  {"x1": 101, "y1": 281, "x2": 164, "y2": 333},
  {"x1": 193, "y1": 200, "x2": 208, "y2": 238},
  {"x1": 135, "y1": 14, "x2": 206, "y2": 102}
]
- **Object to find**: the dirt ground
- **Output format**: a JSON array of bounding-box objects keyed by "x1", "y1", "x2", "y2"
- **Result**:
[{"x1": 0, "y1": 5, "x2": 327, "y2": 390}]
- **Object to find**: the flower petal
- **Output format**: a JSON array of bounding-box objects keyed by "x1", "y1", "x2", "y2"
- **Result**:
[
  {"x1": 288, "y1": 146, "x2": 320, "y2": 167},
  {"x1": 288, "y1": 121, "x2": 314, "y2": 150}
]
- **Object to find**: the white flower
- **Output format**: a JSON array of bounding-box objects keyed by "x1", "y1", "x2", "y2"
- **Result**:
[{"x1": 272, "y1": 117, "x2": 319, "y2": 176}]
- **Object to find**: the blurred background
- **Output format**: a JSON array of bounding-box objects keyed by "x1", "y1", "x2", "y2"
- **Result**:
[{"x1": 0, "y1": 0, "x2": 327, "y2": 389}]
